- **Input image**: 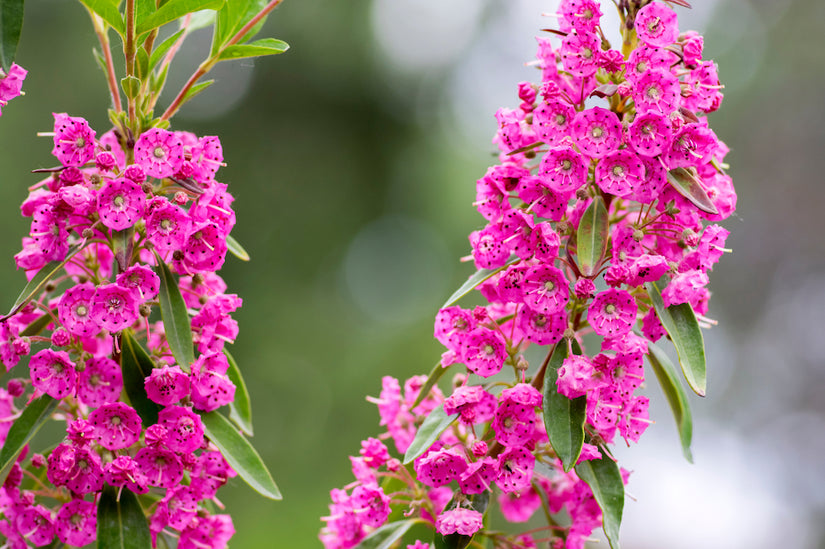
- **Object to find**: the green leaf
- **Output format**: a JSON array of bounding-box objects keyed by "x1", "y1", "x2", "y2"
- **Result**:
[
  {"x1": 154, "y1": 256, "x2": 195, "y2": 371},
  {"x1": 120, "y1": 331, "x2": 162, "y2": 426},
  {"x1": 217, "y1": 38, "x2": 289, "y2": 60},
  {"x1": 576, "y1": 196, "x2": 608, "y2": 277},
  {"x1": 354, "y1": 520, "x2": 421, "y2": 549},
  {"x1": 410, "y1": 361, "x2": 452, "y2": 409},
  {"x1": 646, "y1": 278, "x2": 707, "y2": 396},
  {"x1": 224, "y1": 348, "x2": 253, "y2": 436},
  {"x1": 646, "y1": 340, "x2": 694, "y2": 462},
  {"x1": 136, "y1": 47, "x2": 150, "y2": 80},
  {"x1": 121, "y1": 75, "x2": 141, "y2": 99},
  {"x1": 226, "y1": 234, "x2": 250, "y2": 262},
  {"x1": 19, "y1": 310, "x2": 56, "y2": 337},
  {"x1": 0, "y1": 395, "x2": 57, "y2": 484},
  {"x1": 211, "y1": 0, "x2": 267, "y2": 54},
  {"x1": 403, "y1": 404, "x2": 458, "y2": 464},
  {"x1": 187, "y1": 9, "x2": 217, "y2": 31},
  {"x1": 666, "y1": 168, "x2": 719, "y2": 215},
  {"x1": 542, "y1": 340, "x2": 586, "y2": 472},
  {"x1": 2, "y1": 243, "x2": 84, "y2": 321},
  {"x1": 0, "y1": 0, "x2": 25, "y2": 71},
  {"x1": 180, "y1": 79, "x2": 214, "y2": 103},
  {"x1": 201, "y1": 411, "x2": 281, "y2": 500},
  {"x1": 148, "y1": 28, "x2": 185, "y2": 71},
  {"x1": 96, "y1": 485, "x2": 153, "y2": 549},
  {"x1": 78, "y1": 0, "x2": 125, "y2": 35},
  {"x1": 575, "y1": 453, "x2": 624, "y2": 549},
  {"x1": 442, "y1": 256, "x2": 519, "y2": 308},
  {"x1": 136, "y1": 0, "x2": 225, "y2": 35},
  {"x1": 434, "y1": 491, "x2": 490, "y2": 549}
]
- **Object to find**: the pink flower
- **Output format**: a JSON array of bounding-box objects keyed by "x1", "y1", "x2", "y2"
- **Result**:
[
  {"x1": 572, "y1": 107, "x2": 622, "y2": 158},
  {"x1": 134, "y1": 128, "x2": 185, "y2": 179},
  {"x1": 117, "y1": 265, "x2": 160, "y2": 301},
  {"x1": 135, "y1": 447, "x2": 184, "y2": 488},
  {"x1": 635, "y1": 2, "x2": 679, "y2": 47},
  {"x1": 533, "y1": 101, "x2": 575, "y2": 145},
  {"x1": 91, "y1": 283, "x2": 140, "y2": 333},
  {"x1": 435, "y1": 508, "x2": 483, "y2": 536},
  {"x1": 145, "y1": 365, "x2": 190, "y2": 405},
  {"x1": 522, "y1": 265, "x2": 570, "y2": 314},
  {"x1": 29, "y1": 349, "x2": 76, "y2": 399},
  {"x1": 628, "y1": 112, "x2": 672, "y2": 157},
  {"x1": 460, "y1": 328, "x2": 507, "y2": 378},
  {"x1": 52, "y1": 113, "x2": 96, "y2": 167},
  {"x1": 88, "y1": 402, "x2": 142, "y2": 450},
  {"x1": 632, "y1": 70, "x2": 680, "y2": 115},
  {"x1": 587, "y1": 289, "x2": 637, "y2": 338},
  {"x1": 0, "y1": 63, "x2": 27, "y2": 107},
  {"x1": 97, "y1": 177, "x2": 146, "y2": 230},
  {"x1": 595, "y1": 149, "x2": 644, "y2": 197},
  {"x1": 56, "y1": 500, "x2": 97, "y2": 546},
  {"x1": 146, "y1": 200, "x2": 191, "y2": 253},
  {"x1": 415, "y1": 447, "x2": 467, "y2": 488},
  {"x1": 77, "y1": 355, "x2": 123, "y2": 407},
  {"x1": 16, "y1": 505, "x2": 55, "y2": 546},
  {"x1": 158, "y1": 405, "x2": 204, "y2": 453},
  {"x1": 190, "y1": 352, "x2": 236, "y2": 412},
  {"x1": 496, "y1": 447, "x2": 535, "y2": 493},
  {"x1": 539, "y1": 147, "x2": 587, "y2": 193},
  {"x1": 560, "y1": 31, "x2": 601, "y2": 77},
  {"x1": 183, "y1": 222, "x2": 229, "y2": 273}
]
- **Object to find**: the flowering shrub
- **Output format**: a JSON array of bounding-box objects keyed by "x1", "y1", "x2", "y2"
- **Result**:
[
  {"x1": 0, "y1": 0, "x2": 288, "y2": 547},
  {"x1": 321, "y1": 1, "x2": 734, "y2": 548}
]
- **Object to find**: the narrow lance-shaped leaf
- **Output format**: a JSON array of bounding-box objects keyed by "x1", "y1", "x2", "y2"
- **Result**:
[
  {"x1": 20, "y1": 310, "x2": 57, "y2": 337},
  {"x1": 434, "y1": 491, "x2": 490, "y2": 549},
  {"x1": 77, "y1": 0, "x2": 125, "y2": 35},
  {"x1": 354, "y1": 519, "x2": 423, "y2": 549},
  {"x1": 0, "y1": 0, "x2": 25, "y2": 71},
  {"x1": 542, "y1": 340, "x2": 586, "y2": 472},
  {"x1": 226, "y1": 234, "x2": 250, "y2": 262},
  {"x1": 0, "y1": 395, "x2": 57, "y2": 484},
  {"x1": 211, "y1": 0, "x2": 267, "y2": 54},
  {"x1": 136, "y1": 0, "x2": 225, "y2": 35},
  {"x1": 224, "y1": 348, "x2": 253, "y2": 436},
  {"x1": 217, "y1": 38, "x2": 289, "y2": 60},
  {"x1": 646, "y1": 340, "x2": 694, "y2": 462},
  {"x1": 201, "y1": 411, "x2": 281, "y2": 500},
  {"x1": 148, "y1": 29, "x2": 185, "y2": 71},
  {"x1": 180, "y1": 79, "x2": 214, "y2": 104},
  {"x1": 442, "y1": 256, "x2": 519, "y2": 308},
  {"x1": 576, "y1": 196, "x2": 608, "y2": 277},
  {"x1": 403, "y1": 404, "x2": 459, "y2": 464},
  {"x1": 575, "y1": 453, "x2": 624, "y2": 549},
  {"x1": 410, "y1": 361, "x2": 452, "y2": 409},
  {"x1": 96, "y1": 485, "x2": 152, "y2": 549},
  {"x1": 666, "y1": 167, "x2": 719, "y2": 215},
  {"x1": 646, "y1": 278, "x2": 707, "y2": 396},
  {"x1": 120, "y1": 331, "x2": 162, "y2": 426},
  {"x1": 3, "y1": 243, "x2": 84, "y2": 321},
  {"x1": 154, "y1": 255, "x2": 195, "y2": 371}
]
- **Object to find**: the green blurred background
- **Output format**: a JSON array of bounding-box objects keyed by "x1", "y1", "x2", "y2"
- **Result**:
[{"x1": 1, "y1": 0, "x2": 824, "y2": 547}]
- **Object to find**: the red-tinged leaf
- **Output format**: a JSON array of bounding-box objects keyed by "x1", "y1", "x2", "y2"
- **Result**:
[{"x1": 666, "y1": 167, "x2": 719, "y2": 215}]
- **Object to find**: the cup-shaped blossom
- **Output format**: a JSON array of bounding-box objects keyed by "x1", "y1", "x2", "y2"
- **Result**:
[
  {"x1": 632, "y1": 70, "x2": 680, "y2": 115},
  {"x1": 469, "y1": 224, "x2": 510, "y2": 270},
  {"x1": 664, "y1": 123, "x2": 718, "y2": 169},
  {"x1": 517, "y1": 307, "x2": 566, "y2": 346},
  {"x1": 146, "y1": 201, "x2": 191, "y2": 253},
  {"x1": 414, "y1": 447, "x2": 468, "y2": 487},
  {"x1": 55, "y1": 500, "x2": 97, "y2": 547},
  {"x1": 135, "y1": 128, "x2": 185, "y2": 179},
  {"x1": 493, "y1": 400, "x2": 537, "y2": 448},
  {"x1": 560, "y1": 0, "x2": 602, "y2": 33},
  {"x1": 444, "y1": 385, "x2": 496, "y2": 425},
  {"x1": 460, "y1": 328, "x2": 507, "y2": 378},
  {"x1": 77, "y1": 355, "x2": 123, "y2": 408},
  {"x1": 501, "y1": 383, "x2": 542, "y2": 407},
  {"x1": 434, "y1": 306, "x2": 476, "y2": 353},
  {"x1": 29, "y1": 349, "x2": 76, "y2": 399},
  {"x1": 557, "y1": 355, "x2": 600, "y2": 398},
  {"x1": 458, "y1": 457, "x2": 498, "y2": 495},
  {"x1": 572, "y1": 107, "x2": 622, "y2": 158},
  {"x1": 161, "y1": 486, "x2": 199, "y2": 531},
  {"x1": 496, "y1": 446, "x2": 535, "y2": 493},
  {"x1": 539, "y1": 146, "x2": 588, "y2": 193},
  {"x1": 97, "y1": 178, "x2": 146, "y2": 230},
  {"x1": 116, "y1": 265, "x2": 160, "y2": 301},
  {"x1": 560, "y1": 31, "x2": 601, "y2": 77},
  {"x1": 16, "y1": 505, "x2": 55, "y2": 547},
  {"x1": 628, "y1": 112, "x2": 672, "y2": 157},
  {"x1": 105, "y1": 455, "x2": 149, "y2": 494},
  {"x1": 136, "y1": 447, "x2": 184, "y2": 489},
  {"x1": 30, "y1": 204, "x2": 69, "y2": 262},
  {"x1": 91, "y1": 283, "x2": 140, "y2": 333},
  {"x1": 52, "y1": 113, "x2": 95, "y2": 167},
  {"x1": 532, "y1": 100, "x2": 575, "y2": 145},
  {"x1": 58, "y1": 282, "x2": 100, "y2": 339},
  {"x1": 191, "y1": 136, "x2": 224, "y2": 184},
  {"x1": 587, "y1": 289, "x2": 637, "y2": 337},
  {"x1": 350, "y1": 485, "x2": 391, "y2": 528},
  {"x1": 179, "y1": 514, "x2": 235, "y2": 549},
  {"x1": 183, "y1": 222, "x2": 229, "y2": 273},
  {"x1": 436, "y1": 508, "x2": 483, "y2": 536},
  {"x1": 0, "y1": 63, "x2": 27, "y2": 104},
  {"x1": 595, "y1": 149, "x2": 644, "y2": 197},
  {"x1": 158, "y1": 405, "x2": 205, "y2": 453},
  {"x1": 635, "y1": 2, "x2": 679, "y2": 47},
  {"x1": 64, "y1": 448, "x2": 105, "y2": 494},
  {"x1": 88, "y1": 402, "x2": 142, "y2": 450},
  {"x1": 190, "y1": 451, "x2": 236, "y2": 500},
  {"x1": 522, "y1": 265, "x2": 570, "y2": 314},
  {"x1": 190, "y1": 352, "x2": 236, "y2": 412},
  {"x1": 618, "y1": 395, "x2": 651, "y2": 443},
  {"x1": 145, "y1": 365, "x2": 191, "y2": 406}
]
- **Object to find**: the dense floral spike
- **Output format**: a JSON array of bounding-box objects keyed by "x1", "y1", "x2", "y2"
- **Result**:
[{"x1": 322, "y1": 2, "x2": 734, "y2": 548}]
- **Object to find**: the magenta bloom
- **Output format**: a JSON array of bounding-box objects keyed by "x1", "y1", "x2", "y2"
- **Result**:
[
  {"x1": 635, "y1": 2, "x2": 679, "y2": 47},
  {"x1": 97, "y1": 177, "x2": 146, "y2": 230},
  {"x1": 0, "y1": 63, "x2": 27, "y2": 107},
  {"x1": 517, "y1": 307, "x2": 566, "y2": 346},
  {"x1": 493, "y1": 400, "x2": 536, "y2": 448},
  {"x1": 58, "y1": 282, "x2": 101, "y2": 337},
  {"x1": 595, "y1": 149, "x2": 644, "y2": 197},
  {"x1": 415, "y1": 447, "x2": 468, "y2": 487},
  {"x1": 469, "y1": 224, "x2": 510, "y2": 270},
  {"x1": 557, "y1": 355, "x2": 599, "y2": 398},
  {"x1": 632, "y1": 70, "x2": 680, "y2": 114},
  {"x1": 350, "y1": 485, "x2": 391, "y2": 528},
  {"x1": 533, "y1": 100, "x2": 575, "y2": 145},
  {"x1": 460, "y1": 328, "x2": 507, "y2": 378},
  {"x1": 77, "y1": 355, "x2": 123, "y2": 407},
  {"x1": 52, "y1": 113, "x2": 96, "y2": 167},
  {"x1": 147, "y1": 201, "x2": 191, "y2": 253},
  {"x1": 179, "y1": 514, "x2": 235, "y2": 549},
  {"x1": 29, "y1": 349, "x2": 76, "y2": 399},
  {"x1": 539, "y1": 147, "x2": 587, "y2": 193},
  {"x1": 16, "y1": 505, "x2": 55, "y2": 546},
  {"x1": 145, "y1": 365, "x2": 191, "y2": 405},
  {"x1": 183, "y1": 222, "x2": 229, "y2": 273},
  {"x1": 560, "y1": 31, "x2": 601, "y2": 77},
  {"x1": 459, "y1": 457, "x2": 498, "y2": 495},
  {"x1": 436, "y1": 508, "x2": 483, "y2": 536},
  {"x1": 158, "y1": 405, "x2": 205, "y2": 453},
  {"x1": 91, "y1": 283, "x2": 139, "y2": 333},
  {"x1": 572, "y1": 107, "x2": 622, "y2": 158},
  {"x1": 88, "y1": 402, "x2": 142, "y2": 450},
  {"x1": 135, "y1": 128, "x2": 185, "y2": 178},
  {"x1": 588, "y1": 289, "x2": 637, "y2": 337},
  {"x1": 628, "y1": 112, "x2": 672, "y2": 157},
  {"x1": 496, "y1": 447, "x2": 535, "y2": 493},
  {"x1": 190, "y1": 352, "x2": 236, "y2": 412},
  {"x1": 55, "y1": 500, "x2": 97, "y2": 547},
  {"x1": 136, "y1": 447, "x2": 184, "y2": 488},
  {"x1": 105, "y1": 455, "x2": 149, "y2": 494},
  {"x1": 522, "y1": 265, "x2": 570, "y2": 314},
  {"x1": 117, "y1": 265, "x2": 160, "y2": 301},
  {"x1": 191, "y1": 135, "x2": 224, "y2": 184}
]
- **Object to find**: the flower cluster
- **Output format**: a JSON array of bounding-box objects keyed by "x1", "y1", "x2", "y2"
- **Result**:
[
  {"x1": 0, "y1": 114, "x2": 243, "y2": 548},
  {"x1": 321, "y1": 1, "x2": 734, "y2": 548}
]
